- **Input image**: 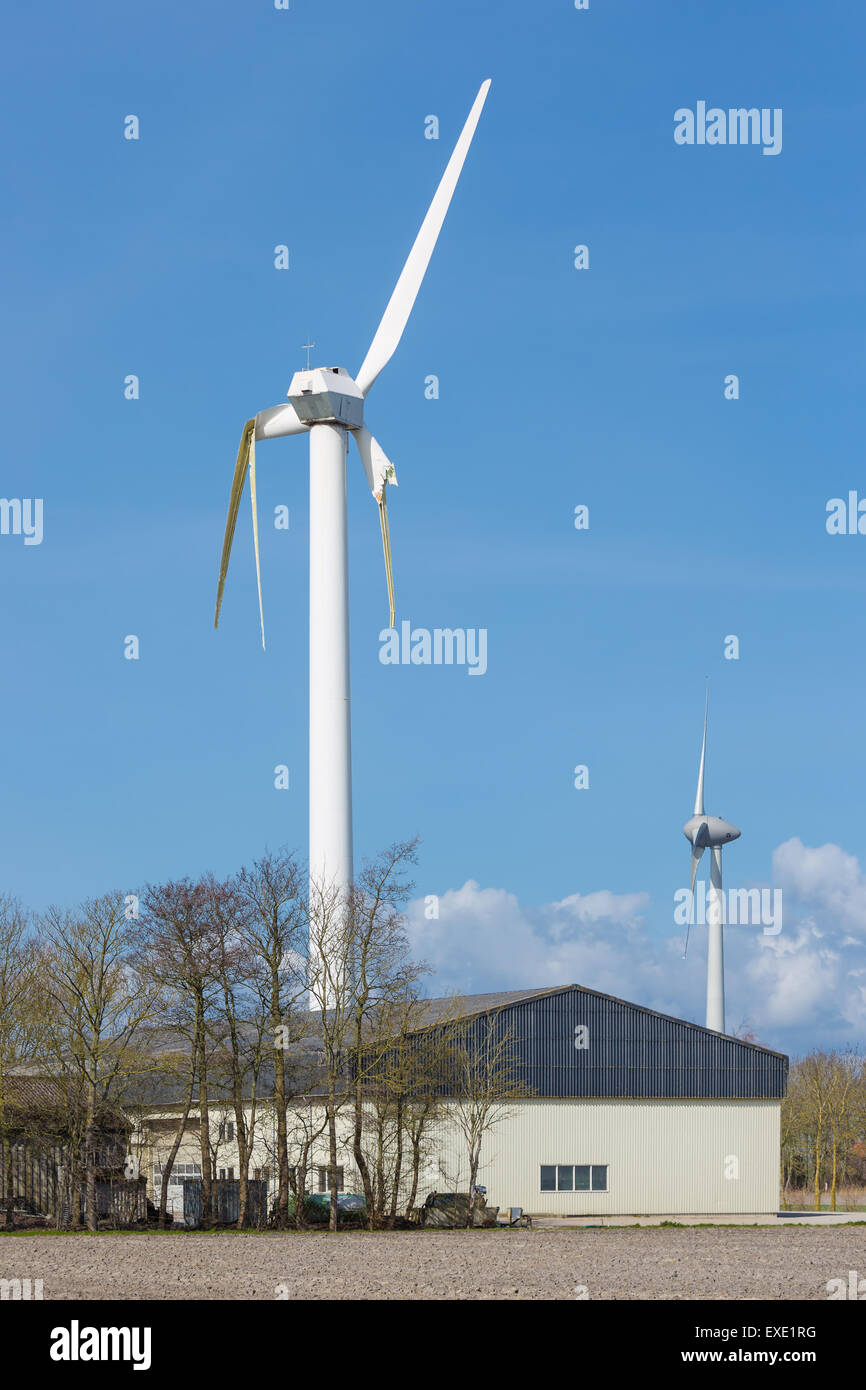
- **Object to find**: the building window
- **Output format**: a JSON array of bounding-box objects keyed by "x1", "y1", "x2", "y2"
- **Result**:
[
  {"x1": 540, "y1": 1165, "x2": 607, "y2": 1192},
  {"x1": 218, "y1": 1121, "x2": 235, "y2": 1142},
  {"x1": 153, "y1": 1161, "x2": 201, "y2": 1186},
  {"x1": 317, "y1": 1166, "x2": 344, "y2": 1193}
]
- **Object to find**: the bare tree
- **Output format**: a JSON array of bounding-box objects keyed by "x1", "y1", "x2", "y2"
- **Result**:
[
  {"x1": 234, "y1": 849, "x2": 308, "y2": 1226},
  {"x1": 801, "y1": 1052, "x2": 834, "y2": 1210},
  {"x1": 307, "y1": 875, "x2": 355, "y2": 1232},
  {"x1": 779, "y1": 1061, "x2": 806, "y2": 1208},
  {"x1": 283, "y1": 1083, "x2": 330, "y2": 1228},
  {"x1": 344, "y1": 841, "x2": 429, "y2": 1228},
  {"x1": 140, "y1": 878, "x2": 223, "y2": 1225},
  {"x1": 209, "y1": 876, "x2": 275, "y2": 1227},
  {"x1": 399, "y1": 1012, "x2": 463, "y2": 1220},
  {"x1": 0, "y1": 897, "x2": 42, "y2": 1227},
  {"x1": 824, "y1": 1049, "x2": 863, "y2": 1211},
  {"x1": 37, "y1": 893, "x2": 165, "y2": 1230},
  {"x1": 348, "y1": 991, "x2": 462, "y2": 1226},
  {"x1": 782, "y1": 1048, "x2": 866, "y2": 1210},
  {"x1": 446, "y1": 1008, "x2": 529, "y2": 1227},
  {"x1": 305, "y1": 839, "x2": 436, "y2": 1230},
  {"x1": 148, "y1": 1050, "x2": 198, "y2": 1229}
]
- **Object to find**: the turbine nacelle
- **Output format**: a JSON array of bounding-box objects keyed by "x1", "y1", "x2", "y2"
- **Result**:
[
  {"x1": 287, "y1": 366, "x2": 364, "y2": 429},
  {"x1": 683, "y1": 814, "x2": 741, "y2": 849}
]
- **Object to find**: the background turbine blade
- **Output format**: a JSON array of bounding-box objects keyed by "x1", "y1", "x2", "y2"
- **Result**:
[
  {"x1": 215, "y1": 419, "x2": 255, "y2": 630},
  {"x1": 355, "y1": 79, "x2": 491, "y2": 396},
  {"x1": 690, "y1": 842, "x2": 706, "y2": 896},
  {"x1": 694, "y1": 685, "x2": 709, "y2": 815},
  {"x1": 683, "y1": 845, "x2": 706, "y2": 956},
  {"x1": 249, "y1": 433, "x2": 265, "y2": 650}
]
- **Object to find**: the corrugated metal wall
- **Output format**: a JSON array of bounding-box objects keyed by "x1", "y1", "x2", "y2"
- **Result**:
[
  {"x1": 0, "y1": 1143, "x2": 63, "y2": 1216},
  {"x1": 181, "y1": 1178, "x2": 269, "y2": 1228},
  {"x1": 455, "y1": 988, "x2": 787, "y2": 1099},
  {"x1": 422, "y1": 1098, "x2": 781, "y2": 1214}
]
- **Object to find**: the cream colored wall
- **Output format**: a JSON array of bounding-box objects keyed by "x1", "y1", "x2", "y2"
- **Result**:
[
  {"x1": 136, "y1": 1097, "x2": 781, "y2": 1216},
  {"x1": 420, "y1": 1098, "x2": 781, "y2": 1214}
]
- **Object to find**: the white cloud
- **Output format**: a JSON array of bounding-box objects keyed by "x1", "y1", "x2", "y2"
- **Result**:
[
  {"x1": 409, "y1": 840, "x2": 866, "y2": 1055},
  {"x1": 772, "y1": 837, "x2": 866, "y2": 935},
  {"x1": 408, "y1": 880, "x2": 686, "y2": 1021}
]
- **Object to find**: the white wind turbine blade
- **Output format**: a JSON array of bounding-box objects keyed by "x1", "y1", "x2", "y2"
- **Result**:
[
  {"x1": 690, "y1": 841, "x2": 706, "y2": 897},
  {"x1": 682, "y1": 840, "x2": 707, "y2": 959},
  {"x1": 355, "y1": 79, "x2": 491, "y2": 397},
  {"x1": 694, "y1": 686, "x2": 709, "y2": 816},
  {"x1": 255, "y1": 403, "x2": 308, "y2": 440}
]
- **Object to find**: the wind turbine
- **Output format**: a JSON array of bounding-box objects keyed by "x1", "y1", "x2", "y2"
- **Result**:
[
  {"x1": 214, "y1": 81, "x2": 492, "y2": 988},
  {"x1": 682, "y1": 689, "x2": 741, "y2": 1034}
]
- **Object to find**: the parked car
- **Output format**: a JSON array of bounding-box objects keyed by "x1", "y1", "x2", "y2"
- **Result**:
[
  {"x1": 286, "y1": 1192, "x2": 366, "y2": 1225},
  {"x1": 420, "y1": 1191, "x2": 499, "y2": 1228}
]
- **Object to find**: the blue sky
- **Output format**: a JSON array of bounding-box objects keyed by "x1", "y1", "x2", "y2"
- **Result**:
[{"x1": 2, "y1": 1, "x2": 865, "y2": 1054}]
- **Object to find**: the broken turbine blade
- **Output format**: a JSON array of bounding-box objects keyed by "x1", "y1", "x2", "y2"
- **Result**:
[
  {"x1": 352, "y1": 424, "x2": 397, "y2": 499},
  {"x1": 215, "y1": 418, "x2": 256, "y2": 630},
  {"x1": 248, "y1": 431, "x2": 265, "y2": 650},
  {"x1": 378, "y1": 488, "x2": 396, "y2": 629}
]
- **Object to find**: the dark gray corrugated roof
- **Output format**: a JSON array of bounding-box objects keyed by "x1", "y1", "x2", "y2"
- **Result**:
[
  {"x1": 427, "y1": 985, "x2": 788, "y2": 1099},
  {"x1": 132, "y1": 982, "x2": 789, "y2": 1106},
  {"x1": 311, "y1": 983, "x2": 786, "y2": 1060},
  {"x1": 412, "y1": 986, "x2": 556, "y2": 1026}
]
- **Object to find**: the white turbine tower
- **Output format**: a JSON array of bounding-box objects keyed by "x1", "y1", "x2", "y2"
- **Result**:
[
  {"x1": 682, "y1": 690, "x2": 741, "y2": 1033},
  {"x1": 214, "y1": 81, "x2": 491, "y2": 989}
]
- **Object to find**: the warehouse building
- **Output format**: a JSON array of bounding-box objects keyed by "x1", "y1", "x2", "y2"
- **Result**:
[
  {"x1": 136, "y1": 983, "x2": 787, "y2": 1220},
  {"x1": 412, "y1": 984, "x2": 787, "y2": 1216}
]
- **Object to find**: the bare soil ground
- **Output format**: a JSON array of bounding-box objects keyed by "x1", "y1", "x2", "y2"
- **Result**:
[{"x1": 2, "y1": 1226, "x2": 865, "y2": 1300}]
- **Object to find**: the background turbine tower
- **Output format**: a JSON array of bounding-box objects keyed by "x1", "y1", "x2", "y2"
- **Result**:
[
  {"x1": 214, "y1": 81, "x2": 491, "y2": 996},
  {"x1": 682, "y1": 689, "x2": 741, "y2": 1033}
]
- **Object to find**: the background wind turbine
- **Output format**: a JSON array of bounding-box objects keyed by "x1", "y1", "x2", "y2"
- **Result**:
[
  {"x1": 682, "y1": 690, "x2": 741, "y2": 1033},
  {"x1": 214, "y1": 81, "x2": 491, "y2": 992}
]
